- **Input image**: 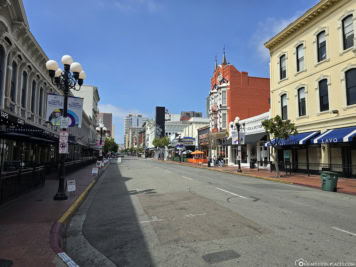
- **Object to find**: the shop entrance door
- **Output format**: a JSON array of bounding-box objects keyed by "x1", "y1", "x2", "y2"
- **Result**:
[{"x1": 342, "y1": 147, "x2": 352, "y2": 178}]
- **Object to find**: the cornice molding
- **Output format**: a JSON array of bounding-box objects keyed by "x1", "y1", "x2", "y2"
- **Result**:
[{"x1": 264, "y1": 0, "x2": 341, "y2": 50}]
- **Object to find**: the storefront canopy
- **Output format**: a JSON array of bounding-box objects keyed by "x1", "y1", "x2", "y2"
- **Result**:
[
  {"x1": 222, "y1": 138, "x2": 232, "y2": 146},
  {"x1": 245, "y1": 132, "x2": 266, "y2": 144},
  {"x1": 265, "y1": 131, "x2": 319, "y2": 147},
  {"x1": 191, "y1": 150, "x2": 204, "y2": 154},
  {"x1": 311, "y1": 126, "x2": 356, "y2": 144}
]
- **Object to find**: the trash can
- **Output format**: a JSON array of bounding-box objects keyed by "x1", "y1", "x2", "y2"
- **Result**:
[
  {"x1": 250, "y1": 161, "x2": 255, "y2": 169},
  {"x1": 321, "y1": 171, "x2": 339, "y2": 192}
]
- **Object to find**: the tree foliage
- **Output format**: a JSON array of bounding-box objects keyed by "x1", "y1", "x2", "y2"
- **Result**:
[
  {"x1": 262, "y1": 115, "x2": 297, "y2": 177},
  {"x1": 103, "y1": 137, "x2": 119, "y2": 153},
  {"x1": 152, "y1": 136, "x2": 171, "y2": 148}
]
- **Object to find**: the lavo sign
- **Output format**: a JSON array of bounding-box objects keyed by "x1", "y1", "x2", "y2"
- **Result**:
[{"x1": 320, "y1": 138, "x2": 338, "y2": 143}]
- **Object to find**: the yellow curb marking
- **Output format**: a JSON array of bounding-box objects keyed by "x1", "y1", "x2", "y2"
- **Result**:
[{"x1": 58, "y1": 163, "x2": 109, "y2": 224}]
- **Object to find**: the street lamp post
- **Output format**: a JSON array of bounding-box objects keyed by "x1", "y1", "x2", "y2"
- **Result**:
[
  {"x1": 234, "y1": 117, "x2": 242, "y2": 173},
  {"x1": 46, "y1": 55, "x2": 86, "y2": 200},
  {"x1": 96, "y1": 123, "x2": 107, "y2": 161}
]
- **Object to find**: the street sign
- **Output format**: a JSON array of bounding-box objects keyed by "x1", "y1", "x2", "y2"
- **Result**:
[
  {"x1": 59, "y1": 130, "x2": 69, "y2": 154},
  {"x1": 60, "y1": 117, "x2": 70, "y2": 129},
  {"x1": 67, "y1": 179, "x2": 76, "y2": 192}
]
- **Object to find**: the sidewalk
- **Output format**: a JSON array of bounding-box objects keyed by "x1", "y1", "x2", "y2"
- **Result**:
[
  {"x1": 159, "y1": 159, "x2": 356, "y2": 196},
  {"x1": 0, "y1": 164, "x2": 99, "y2": 267}
]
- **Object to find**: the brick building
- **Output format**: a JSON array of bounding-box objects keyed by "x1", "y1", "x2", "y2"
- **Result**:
[{"x1": 208, "y1": 50, "x2": 270, "y2": 160}]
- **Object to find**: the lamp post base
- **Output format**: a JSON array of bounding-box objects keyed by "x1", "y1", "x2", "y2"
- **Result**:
[
  {"x1": 53, "y1": 192, "x2": 68, "y2": 200},
  {"x1": 237, "y1": 168, "x2": 242, "y2": 173}
]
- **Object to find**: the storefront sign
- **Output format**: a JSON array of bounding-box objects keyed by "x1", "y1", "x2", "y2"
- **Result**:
[
  {"x1": 0, "y1": 110, "x2": 25, "y2": 126},
  {"x1": 67, "y1": 179, "x2": 76, "y2": 192}
]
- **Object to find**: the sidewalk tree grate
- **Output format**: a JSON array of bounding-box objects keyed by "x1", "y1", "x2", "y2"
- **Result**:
[
  {"x1": 202, "y1": 250, "x2": 240, "y2": 264},
  {"x1": 0, "y1": 259, "x2": 13, "y2": 267}
]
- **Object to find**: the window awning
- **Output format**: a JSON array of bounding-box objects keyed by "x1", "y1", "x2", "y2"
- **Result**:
[
  {"x1": 222, "y1": 138, "x2": 232, "y2": 146},
  {"x1": 311, "y1": 126, "x2": 356, "y2": 144},
  {"x1": 245, "y1": 132, "x2": 266, "y2": 144},
  {"x1": 265, "y1": 131, "x2": 319, "y2": 147}
]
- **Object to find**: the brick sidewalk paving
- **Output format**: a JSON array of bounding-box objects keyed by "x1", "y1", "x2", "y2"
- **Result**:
[
  {"x1": 0, "y1": 164, "x2": 98, "y2": 267},
  {"x1": 158, "y1": 159, "x2": 356, "y2": 195}
]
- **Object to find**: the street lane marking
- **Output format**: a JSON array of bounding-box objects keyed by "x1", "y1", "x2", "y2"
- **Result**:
[
  {"x1": 182, "y1": 176, "x2": 193, "y2": 181},
  {"x1": 216, "y1": 187, "x2": 249, "y2": 199},
  {"x1": 332, "y1": 227, "x2": 356, "y2": 236},
  {"x1": 164, "y1": 170, "x2": 172, "y2": 173},
  {"x1": 139, "y1": 216, "x2": 165, "y2": 224},
  {"x1": 185, "y1": 213, "x2": 206, "y2": 217}
]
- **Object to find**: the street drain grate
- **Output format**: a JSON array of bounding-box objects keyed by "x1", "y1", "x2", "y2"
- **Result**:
[
  {"x1": 0, "y1": 259, "x2": 13, "y2": 267},
  {"x1": 202, "y1": 250, "x2": 240, "y2": 264}
]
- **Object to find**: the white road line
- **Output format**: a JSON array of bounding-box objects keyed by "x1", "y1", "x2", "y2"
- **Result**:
[
  {"x1": 216, "y1": 187, "x2": 249, "y2": 199},
  {"x1": 185, "y1": 213, "x2": 206, "y2": 217},
  {"x1": 332, "y1": 227, "x2": 356, "y2": 236},
  {"x1": 182, "y1": 176, "x2": 193, "y2": 181},
  {"x1": 154, "y1": 167, "x2": 159, "y2": 169},
  {"x1": 164, "y1": 170, "x2": 172, "y2": 173}
]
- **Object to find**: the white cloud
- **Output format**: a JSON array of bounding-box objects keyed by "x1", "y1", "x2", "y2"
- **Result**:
[
  {"x1": 113, "y1": 0, "x2": 161, "y2": 13},
  {"x1": 98, "y1": 104, "x2": 149, "y2": 143},
  {"x1": 99, "y1": 104, "x2": 148, "y2": 119},
  {"x1": 251, "y1": 3, "x2": 320, "y2": 63}
]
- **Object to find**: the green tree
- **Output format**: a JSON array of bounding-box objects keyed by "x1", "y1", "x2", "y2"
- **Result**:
[
  {"x1": 152, "y1": 136, "x2": 170, "y2": 148},
  {"x1": 262, "y1": 115, "x2": 297, "y2": 178},
  {"x1": 103, "y1": 137, "x2": 119, "y2": 153}
]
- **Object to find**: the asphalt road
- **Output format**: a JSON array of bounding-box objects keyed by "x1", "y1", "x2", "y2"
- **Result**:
[{"x1": 65, "y1": 157, "x2": 356, "y2": 267}]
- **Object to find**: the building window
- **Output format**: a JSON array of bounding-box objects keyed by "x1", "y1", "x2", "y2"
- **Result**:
[
  {"x1": 342, "y1": 15, "x2": 354, "y2": 50},
  {"x1": 319, "y1": 79, "x2": 329, "y2": 112},
  {"x1": 317, "y1": 31, "x2": 326, "y2": 62},
  {"x1": 296, "y1": 44, "x2": 304, "y2": 72},
  {"x1": 346, "y1": 68, "x2": 356, "y2": 106},
  {"x1": 222, "y1": 91, "x2": 227, "y2": 106},
  {"x1": 0, "y1": 48, "x2": 4, "y2": 103},
  {"x1": 21, "y1": 71, "x2": 27, "y2": 108},
  {"x1": 31, "y1": 80, "x2": 36, "y2": 113},
  {"x1": 10, "y1": 61, "x2": 17, "y2": 102},
  {"x1": 38, "y1": 87, "x2": 43, "y2": 118},
  {"x1": 222, "y1": 113, "x2": 227, "y2": 129},
  {"x1": 280, "y1": 55, "x2": 286, "y2": 80},
  {"x1": 298, "y1": 87, "x2": 306, "y2": 116},
  {"x1": 281, "y1": 94, "x2": 287, "y2": 120}
]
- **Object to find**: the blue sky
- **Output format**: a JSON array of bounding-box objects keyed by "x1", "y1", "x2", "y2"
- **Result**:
[{"x1": 23, "y1": 0, "x2": 318, "y2": 143}]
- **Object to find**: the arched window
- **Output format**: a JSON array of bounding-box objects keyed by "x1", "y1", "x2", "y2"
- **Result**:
[
  {"x1": 10, "y1": 61, "x2": 17, "y2": 102},
  {"x1": 280, "y1": 55, "x2": 286, "y2": 80},
  {"x1": 281, "y1": 94, "x2": 288, "y2": 120},
  {"x1": 317, "y1": 31, "x2": 326, "y2": 62},
  {"x1": 31, "y1": 80, "x2": 36, "y2": 113},
  {"x1": 0, "y1": 47, "x2": 4, "y2": 104},
  {"x1": 298, "y1": 88, "x2": 306, "y2": 116},
  {"x1": 38, "y1": 87, "x2": 43, "y2": 116},
  {"x1": 21, "y1": 71, "x2": 27, "y2": 108},
  {"x1": 342, "y1": 15, "x2": 354, "y2": 50},
  {"x1": 346, "y1": 68, "x2": 356, "y2": 106},
  {"x1": 319, "y1": 79, "x2": 329, "y2": 112},
  {"x1": 296, "y1": 44, "x2": 304, "y2": 72}
]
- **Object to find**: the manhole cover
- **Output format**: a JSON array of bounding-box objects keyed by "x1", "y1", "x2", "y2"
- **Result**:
[
  {"x1": 0, "y1": 259, "x2": 13, "y2": 267},
  {"x1": 202, "y1": 250, "x2": 240, "y2": 264}
]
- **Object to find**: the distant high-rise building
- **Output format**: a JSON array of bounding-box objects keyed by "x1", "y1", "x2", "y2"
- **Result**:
[
  {"x1": 155, "y1": 107, "x2": 165, "y2": 138},
  {"x1": 112, "y1": 124, "x2": 115, "y2": 140},
  {"x1": 180, "y1": 111, "x2": 203, "y2": 121},
  {"x1": 98, "y1": 113, "x2": 113, "y2": 136},
  {"x1": 124, "y1": 114, "x2": 148, "y2": 148}
]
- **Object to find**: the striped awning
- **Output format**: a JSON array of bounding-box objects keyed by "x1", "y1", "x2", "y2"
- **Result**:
[
  {"x1": 265, "y1": 131, "x2": 319, "y2": 147},
  {"x1": 311, "y1": 126, "x2": 356, "y2": 144}
]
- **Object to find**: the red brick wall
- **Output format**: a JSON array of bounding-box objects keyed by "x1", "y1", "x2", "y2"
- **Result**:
[{"x1": 211, "y1": 64, "x2": 270, "y2": 125}]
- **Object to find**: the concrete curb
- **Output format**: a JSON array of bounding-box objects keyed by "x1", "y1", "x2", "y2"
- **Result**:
[
  {"x1": 50, "y1": 162, "x2": 110, "y2": 266},
  {"x1": 155, "y1": 159, "x2": 356, "y2": 196}
]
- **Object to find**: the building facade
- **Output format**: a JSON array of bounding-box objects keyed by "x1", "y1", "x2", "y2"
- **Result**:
[
  {"x1": 265, "y1": 0, "x2": 356, "y2": 177},
  {"x1": 124, "y1": 114, "x2": 148, "y2": 148},
  {"x1": 208, "y1": 51, "x2": 270, "y2": 160},
  {"x1": 98, "y1": 113, "x2": 113, "y2": 136}
]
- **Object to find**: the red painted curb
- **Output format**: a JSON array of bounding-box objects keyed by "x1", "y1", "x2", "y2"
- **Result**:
[{"x1": 50, "y1": 221, "x2": 64, "y2": 254}]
